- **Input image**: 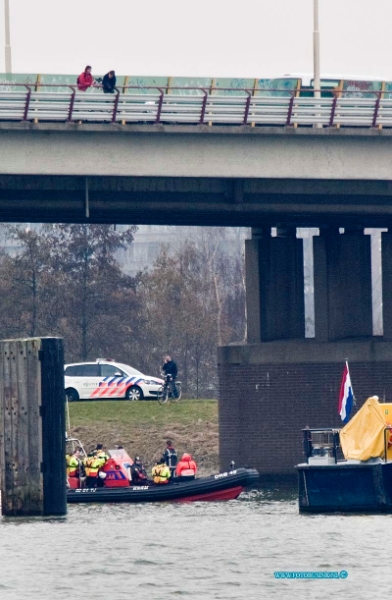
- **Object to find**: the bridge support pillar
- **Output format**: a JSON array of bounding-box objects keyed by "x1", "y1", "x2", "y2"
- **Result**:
[
  {"x1": 382, "y1": 231, "x2": 392, "y2": 340},
  {"x1": 0, "y1": 337, "x2": 66, "y2": 516},
  {"x1": 314, "y1": 229, "x2": 372, "y2": 340},
  {"x1": 246, "y1": 227, "x2": 304, "y2": 342}
]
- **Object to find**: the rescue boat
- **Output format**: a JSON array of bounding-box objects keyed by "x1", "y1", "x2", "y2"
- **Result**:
[{"x1": 67, "y1": 445, "x2": 259, "y2": 504}]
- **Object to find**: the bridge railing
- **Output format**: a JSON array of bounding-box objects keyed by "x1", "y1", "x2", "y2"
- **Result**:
[{"x1": 0, "y1": 84, "x2": 390, "y2": 128}]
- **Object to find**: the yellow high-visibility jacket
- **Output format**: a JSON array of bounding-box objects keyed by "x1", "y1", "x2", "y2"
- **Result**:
[{"x1": 151, "y1": 463, "x2": 171, "y2": 484}]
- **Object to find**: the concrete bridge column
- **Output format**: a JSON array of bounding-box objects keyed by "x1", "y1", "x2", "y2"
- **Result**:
[
  {"x1": 382, "y1": 231, "x2": 392, "y2": 339},
  {"x1": 314, "y1": 229, "x2": 372, "y2": 341},
  {"x1": 245, "y1": 227, "x2": 305, "y2": 342}
]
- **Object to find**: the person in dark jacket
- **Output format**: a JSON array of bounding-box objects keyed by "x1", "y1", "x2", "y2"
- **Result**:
[
  {"x1": 160, "y1": 440, "x2": 178, "y2": 478},
  {"x1": 131, "y1": 456, "x2": 148, "y2": 484},
  {"x1": 162, "y1": 355, "x2": 178, "y2": 398},
  {"x1": 102, "y1": 70, "x2": 116, "y2": 93}
]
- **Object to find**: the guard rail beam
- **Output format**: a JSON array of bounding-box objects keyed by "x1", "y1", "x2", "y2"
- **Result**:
[{"x1": 0, "y1": 85, "x2": 390, "y2": 128}]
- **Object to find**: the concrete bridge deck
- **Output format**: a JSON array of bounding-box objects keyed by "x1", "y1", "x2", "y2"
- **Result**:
[{"x1": 1, "y1": 123, "x2": 392, "y2": 227}]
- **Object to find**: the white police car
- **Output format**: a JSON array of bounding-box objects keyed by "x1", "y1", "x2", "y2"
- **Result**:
[{"x1": 64, "y1": 359, "x2": 163, "y2": 401}]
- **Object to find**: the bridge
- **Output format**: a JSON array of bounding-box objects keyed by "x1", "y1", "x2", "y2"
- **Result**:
[
  {"x1": 1, "y1": 121, "x2": 392, "y2": 227},
  {"x1": 2, "y1": 83, "x2": 392, "y2": 474}
]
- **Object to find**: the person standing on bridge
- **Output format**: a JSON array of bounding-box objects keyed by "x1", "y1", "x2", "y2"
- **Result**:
[
  {"x1": 77, "y1": 66, "x2": 95, "y2": 91},
  {"x1": 102, "y1": 71, "x2": 116, "y2": 93}
]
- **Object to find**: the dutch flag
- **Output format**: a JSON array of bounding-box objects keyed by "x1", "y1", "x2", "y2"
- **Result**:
[{"x1": 338, "y1": 362, "x2": 354, "y2": 423}]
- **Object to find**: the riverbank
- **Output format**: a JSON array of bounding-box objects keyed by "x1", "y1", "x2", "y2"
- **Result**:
[{"x1": 68, "y1": 399, "x2": 219, "y2": 474}]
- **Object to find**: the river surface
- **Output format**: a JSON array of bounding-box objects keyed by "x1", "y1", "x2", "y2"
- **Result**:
[{"x1": 0, "y1": 481, "x2": 389, "y2": 600}]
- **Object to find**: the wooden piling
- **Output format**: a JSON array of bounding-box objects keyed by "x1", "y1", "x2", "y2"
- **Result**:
[{"x1": 0, "y1": 337, "x2": 66, "y2": 516}]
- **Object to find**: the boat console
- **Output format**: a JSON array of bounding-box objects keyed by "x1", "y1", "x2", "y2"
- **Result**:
[{"x1": 301, "y1": 428, "x2": 341, "y2": 465}]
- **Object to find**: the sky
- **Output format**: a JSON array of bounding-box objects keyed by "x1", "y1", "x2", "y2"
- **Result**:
[{"x1": 0, "y1": 0, "x2": 391, "y2": 79}]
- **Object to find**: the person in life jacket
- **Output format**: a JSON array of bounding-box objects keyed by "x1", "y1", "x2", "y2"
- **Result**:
[
  {"x1": 151, "y1": 462, "x2": 171, "y2": 484},
  {"x1": 94, "y1": 443, "x2": 109, "y2": 461},
  {"x1": 66, "y1": 447, "x2": 83, "y2": 478},
  {"x1": 131, "y1": 456, "x2": 148, "y2": 484},
  {"x1": 160, "y1": 440, "x2": 178, "y2": 478},
  {"x1": 84, "y1": 444, "x2": 109, "y2": 487},
  {"x1": 175, "y1": 453, "x2": 198, "y2": 479}
]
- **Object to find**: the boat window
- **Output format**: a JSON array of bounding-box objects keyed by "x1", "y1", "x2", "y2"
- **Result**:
[{"x1": 109, "y1": 448, "x2": 133, "y2": 464}]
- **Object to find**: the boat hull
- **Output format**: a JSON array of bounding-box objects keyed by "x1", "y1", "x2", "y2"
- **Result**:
[
  {"x1": 67, "y1": 468, "x2": 259, "y2": 504},
  {"x1": 297, "y1": 462, "x2": 392, "y2": 513}
]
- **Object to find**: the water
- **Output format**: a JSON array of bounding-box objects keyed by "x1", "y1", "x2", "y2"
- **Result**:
[{"x1": 0, "y1": 482, "x2": 389, "y2": 600}]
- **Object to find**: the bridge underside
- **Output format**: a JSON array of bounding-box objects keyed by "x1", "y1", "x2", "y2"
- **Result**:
[
  {"x1": 2, "y1": 175, "x2": 392, "y2": 227},
  {"x1": 2, "y1": 124, "x2": 392, "y2": 474}
]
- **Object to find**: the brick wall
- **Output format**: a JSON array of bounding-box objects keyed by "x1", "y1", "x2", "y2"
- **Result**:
[{"x1": 218, "y1": 360, "x2": 392, "y2": 474}]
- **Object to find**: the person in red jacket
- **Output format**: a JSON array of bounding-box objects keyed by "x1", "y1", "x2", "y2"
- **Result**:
[
  {"x1": 77, "y1": 66, "x2": 94, "y2": 91},
  {"x1": 175, "y1": 453, "x2": 197, "y2": 479}
]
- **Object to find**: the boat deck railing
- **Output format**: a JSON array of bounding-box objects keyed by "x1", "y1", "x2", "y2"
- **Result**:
[
  {"x1": 0, "y1": 85, "x2": 391, "y2": 128},
  {"x1": 302, "y1": 428, "x2": 342, "y2": 465},
  {"x1": 383, "y1": 426, "x2": 392, "y2": 462}
]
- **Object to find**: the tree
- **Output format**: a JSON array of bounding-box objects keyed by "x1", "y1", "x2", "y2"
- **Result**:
[
  {"x1": 47, "y1": 224, "x2": 138, "y2": 361},
  {"x1": 0, "y1": 225, "x2": 62, "y2": 337},
  {"x1": 0, "y1": 223, "x2": 140, "y2": 364},
  {"x1": 136, "y1": 231, "x2": 246, "y2": 397}
]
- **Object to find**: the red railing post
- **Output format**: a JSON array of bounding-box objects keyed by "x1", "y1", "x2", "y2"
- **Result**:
[
  {"x1": 286, "y1": 92, "x2": 295, "y2": 126},
  {"x1": 67, "y1": 86, "x2": 76, "y2": 122},
  {"x1": 329, "y1": 93, "x2": 338, "y2": 126},
  {"x1": 23, "y1": 85, "x2": 32, "y2": 121},
  {"x1": 112, "y1": 87, "x2": 120, "y2": 123},
  {"x1": 372, "y1": 91, "x2": 381, "y2": 127},
  {"x1": 243, "y1": 90, "x2": 251, "y2": 125},
  {"x1": 199, "y1": 89, "x2": 208, "y2": 124},
  {"x1": 156, "y1": 88, "x2": 164, "y2": 124}
]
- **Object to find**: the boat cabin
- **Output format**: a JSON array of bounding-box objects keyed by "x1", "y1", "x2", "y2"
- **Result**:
[
  {"x1": 302, "y1": 428, "x2": 341, "y2": 465},
  {"x1": 297, "y1": 397, "x2": 392, "y2": 513}
]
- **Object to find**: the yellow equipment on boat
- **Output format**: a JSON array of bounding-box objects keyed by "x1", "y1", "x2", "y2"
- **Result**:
[{"x1": 340, "y1": 396, "x2": 392, "y2": 461}]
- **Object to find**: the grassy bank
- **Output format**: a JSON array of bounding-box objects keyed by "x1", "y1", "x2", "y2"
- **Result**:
[{"x1": 68, "y1": 399, "x2": 219, "y2": 474}]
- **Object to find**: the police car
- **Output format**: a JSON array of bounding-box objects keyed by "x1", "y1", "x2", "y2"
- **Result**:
[{"x1": 64, "y1": 359, "x2": 164, "y2": 401}]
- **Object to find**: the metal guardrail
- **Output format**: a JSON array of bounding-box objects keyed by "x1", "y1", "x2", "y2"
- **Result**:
[{"x1": 0, "y1": 84, "x2": 391, "y2": 127}]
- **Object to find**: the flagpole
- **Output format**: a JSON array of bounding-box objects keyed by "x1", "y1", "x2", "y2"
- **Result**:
[
  {"x1": 345, "y1": 359, "x2": 357, "y2": 406},
  {"x1": 313, "y1": 0, "x2": 321, "y2": 100}
]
